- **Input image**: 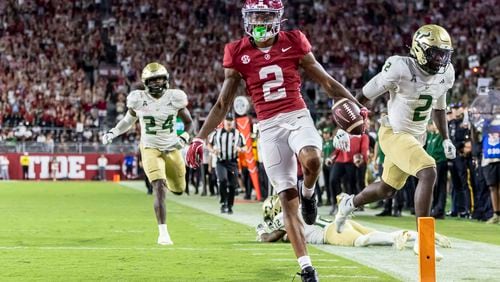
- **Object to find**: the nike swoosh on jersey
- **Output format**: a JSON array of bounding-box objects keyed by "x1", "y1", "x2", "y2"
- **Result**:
[{"x1": 281, "y1": 47, "x2": 292, "y2": 52}]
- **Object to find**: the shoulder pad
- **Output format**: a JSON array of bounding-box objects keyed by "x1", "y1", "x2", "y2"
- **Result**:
[
  {"x1": 126, "y1": 90, "x2": 143, "y2": 110},
  {"x1": 168, "y1": 89, "x2": 188, "y2": 109},
  {"x1": 380, "y1": 55, "x2": 408, "y2": 82}
]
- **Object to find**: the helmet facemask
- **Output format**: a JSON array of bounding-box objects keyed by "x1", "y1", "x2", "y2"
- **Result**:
[
  {"x1": 145, "y1": 76, "x2": 169, "y2": 98},
  {"x1": 243, "y1": 9, "x2": 283, "y2": 42},
  {"x1": 419, "y1": 44, "x2": 453, "y2": 75}
]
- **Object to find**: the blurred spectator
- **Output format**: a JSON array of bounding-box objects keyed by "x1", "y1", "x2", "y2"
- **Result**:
[
  {"x1": 321, "y1": 127, "x2": 334, "y2": 207},
  {"x1": 19, "y1": 152, "x2": 30, "y2": 180},
  {"x1": 426, "y1": 122, "x2": 448, "y2": 219},
  {"x1": 50, "y1": 156, "x2": 59, "y2": 181},
  {"x1": 482, "y1": 115, "x2": 500, "y2": 224},
  {"x1": 124, "y1": 154, "x2": 134, "y2": 179},
  {"x1": 97, "y1": 154, "x2": 108, "y2": 181},
  {"x1": 0, "y1": 156, "x2": 10, "y2": 180}
]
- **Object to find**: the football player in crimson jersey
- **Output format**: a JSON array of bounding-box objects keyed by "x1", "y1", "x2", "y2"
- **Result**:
[{"x1": 186, "y1": 1, "x2": 360, "y2": 280}]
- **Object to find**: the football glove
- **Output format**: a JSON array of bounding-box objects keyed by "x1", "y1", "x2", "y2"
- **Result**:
[
  {"x1": 360, "y1": 107, "x2": 370, "y2": 120},
  {"x1": 102, "y1": 131, "x2": 115, "y2": 145},
  {"x1": 442, "y1": 139, "x2": 456, "y2": 159},
  {"x1": 333, "y1": 129, "x2": 350, "y2": 152},
  {"x1": 186, "y1": 137, "x2": 204, "y2": 168},
  {"x1": 360, "y1": 107, "x2": 370, "y2": 132}
]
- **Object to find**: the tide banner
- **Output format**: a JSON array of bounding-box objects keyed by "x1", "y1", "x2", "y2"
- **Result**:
[{"x1": 2, "y1": 153, "x2": 128, "y2": 180}]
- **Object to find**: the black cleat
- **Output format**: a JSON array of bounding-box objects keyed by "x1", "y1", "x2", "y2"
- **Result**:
[
  {"x1": 220, "y1": 205, "x2": 227, "y2": 214},
  {"x1": 376, "y1": 210, "x2": 392, "y2": 216},
  {"x1": 298, "y1": 266, "x2": 319, "y2": 282},
  {"x1": 299, "y1": 184, "x2": 317, "y2": 225}
]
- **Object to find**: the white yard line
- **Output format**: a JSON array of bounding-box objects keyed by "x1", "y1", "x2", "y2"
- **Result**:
[{"x1": 120, "y1": 181, "x2": 500, "y2": 282}]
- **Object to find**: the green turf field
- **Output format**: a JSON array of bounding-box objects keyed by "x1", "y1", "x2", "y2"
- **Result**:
[{"x1": 0, "y1": 181, "x2": 397, "y2": 281}]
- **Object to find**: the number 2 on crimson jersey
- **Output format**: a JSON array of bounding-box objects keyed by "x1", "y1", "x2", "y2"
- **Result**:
[{"x1": 259, "y1": 65, "x2": 286, "y2": 102}]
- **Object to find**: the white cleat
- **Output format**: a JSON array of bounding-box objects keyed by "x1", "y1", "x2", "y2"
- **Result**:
[
  {"x1": 435, "y1": 233, "x2": 451, "y2": 248},
  {"x1": 334, "y1": 193, "x2": 355, "y2": 233},
  {"x1": 393, "y1": 230, "x2": 410, "y2": 251},
  {"x1": 157, "y1": 235, "x2": 174, "y2": 245},
  {"x1": 413, "y1": 240, "x2": 443, "y2": 262}
]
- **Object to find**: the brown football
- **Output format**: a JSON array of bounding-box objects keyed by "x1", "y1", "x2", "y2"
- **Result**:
[{"x1": 331, "y1": 98, "x2": 364, "y2": 135}]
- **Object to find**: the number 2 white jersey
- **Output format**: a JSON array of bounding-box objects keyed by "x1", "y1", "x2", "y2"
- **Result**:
[
  {"x1": 363, "y1": 55, "x2": 455, "y2": 137},
  {"x1": 127, "y1": 89, "x2": 188, "y2": 151}
]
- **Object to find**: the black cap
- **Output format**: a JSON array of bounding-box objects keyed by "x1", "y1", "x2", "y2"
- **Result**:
[{"x1": 225, "y1": 112, "x2": 234, "y2": 121}]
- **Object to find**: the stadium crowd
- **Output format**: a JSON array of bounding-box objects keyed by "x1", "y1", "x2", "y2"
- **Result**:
[{"x1": 0, "y1": 0, "x2": 499, "y2": 222}]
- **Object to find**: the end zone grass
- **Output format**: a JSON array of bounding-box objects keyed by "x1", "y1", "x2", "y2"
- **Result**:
[{"x1": 0, "y1": 182, "x2": 395, "y2": 281}]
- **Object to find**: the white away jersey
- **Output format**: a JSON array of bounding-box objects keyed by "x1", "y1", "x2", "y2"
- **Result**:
[
  {"x1": 127, "y1": 89, "x2": 188, "y2": 151},
  {"x1": 363, "y1": 55, "x2": 455, "y2": 136}
]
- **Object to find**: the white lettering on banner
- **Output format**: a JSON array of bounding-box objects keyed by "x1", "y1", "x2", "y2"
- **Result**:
[
  {"x1": 29, "y1": 156, "x2": 51, "y2": 179},
  {"x1": 68, "y1": 156, "x2": 85, "y2": 179},
  {"x1": 55, "y1": 156, "x2": 68, "y2": 179}
]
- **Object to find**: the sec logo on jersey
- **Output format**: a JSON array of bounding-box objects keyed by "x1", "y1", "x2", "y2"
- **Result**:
[{"x1": 241, "y1": 55, "x2": 250, "y2": 64}]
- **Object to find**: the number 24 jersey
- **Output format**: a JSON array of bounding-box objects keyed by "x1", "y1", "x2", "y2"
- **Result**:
[
  {"x1": 223, "y1": 30, "x2": 311, "y2": 121},
  {"x1": 126, "y1": 89, "x2": 188, "y2": 151}
]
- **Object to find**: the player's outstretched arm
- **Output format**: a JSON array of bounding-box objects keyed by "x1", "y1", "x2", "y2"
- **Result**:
[
  {"x1": 102, "y1": 109, "x2": 138, "y2": 145},
  {"x1": 299, "y1": 52, "x2": 361, "y2": 108},
  {"x1": 186, "y1": 68, "x2": 241, "y2": 168},
  {"x1": 260, "y1": 230, "x2": 287, "y2": 242},
  {"x1": 196, "y1": 68, "x2": 241, "y2": 139},
  {"x1": 178, "y1": 108, "x2": 194, "y2": 134}
]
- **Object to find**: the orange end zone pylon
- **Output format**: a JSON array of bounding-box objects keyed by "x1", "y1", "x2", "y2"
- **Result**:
[{"x1": 418, "y1": 217, "x2": 436, "y2": 282}]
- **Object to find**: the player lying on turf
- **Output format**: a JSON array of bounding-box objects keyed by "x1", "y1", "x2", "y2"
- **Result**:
[
  {"x1": 102, "y1": 62, "x2": 193, "y2": 245},
  {"x1": 335, "y1": 24, "x2": 456, "y2": 257},
  {"x1": 257, "y1": 195, "x2": 451, "y2": 261}
]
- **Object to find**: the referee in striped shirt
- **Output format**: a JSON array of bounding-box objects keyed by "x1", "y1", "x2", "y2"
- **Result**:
[{"x1": 208, "y1": 113, "x2": 246, "y2": 214}]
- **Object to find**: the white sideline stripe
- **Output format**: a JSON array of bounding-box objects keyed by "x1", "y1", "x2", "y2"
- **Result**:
[
  {"x1": 316, "y1": 266, "x2": 359, "y2": 269},
  {"x1": 252, "y1": 252, "x2": 291, "y2": 256},
  {"x1": 322, "y1": 274, "x2": 381, "y2": 279},
  {"x1": 275, "y1": 266, "x2": 358, "y2": 269},
  {"x1": 0, "y1": 246, "x2": 234, "y2": 251},
  {"x1": 271, "y1": 258, "x2": 339, "y2": 262}
]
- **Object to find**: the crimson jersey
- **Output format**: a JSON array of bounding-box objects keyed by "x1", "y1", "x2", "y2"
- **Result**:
[{"x1": 223, "y1": 30, "x2": 311, "y2": 120}]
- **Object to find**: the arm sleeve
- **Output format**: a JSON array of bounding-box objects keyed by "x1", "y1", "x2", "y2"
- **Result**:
[
  {"x1": 223, "y1": 44, "x2": 234, "y2": 68},
  {"x1": 362, "y1": 57, "x2": 402, "y2": 100},
  {"x1": 109, "y1": 111, "x2": 138, "y2": 137}
]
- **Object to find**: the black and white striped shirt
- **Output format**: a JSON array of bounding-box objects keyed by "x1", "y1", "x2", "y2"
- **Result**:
[{"x1": 209, "y1": 128, "x2": 245, "y2": 161}]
